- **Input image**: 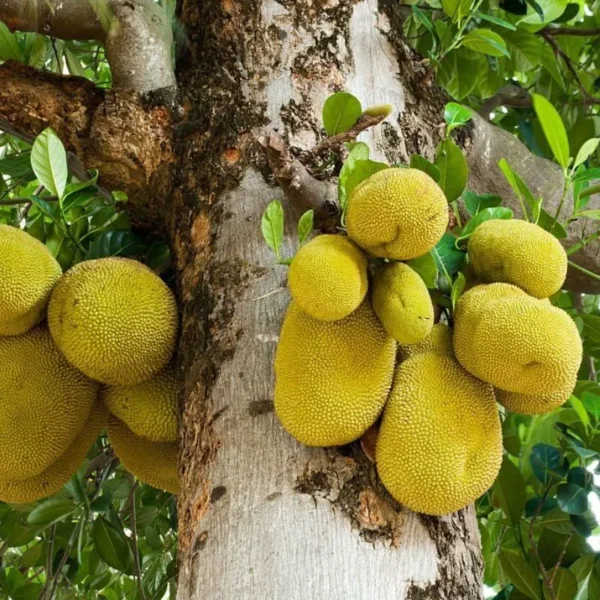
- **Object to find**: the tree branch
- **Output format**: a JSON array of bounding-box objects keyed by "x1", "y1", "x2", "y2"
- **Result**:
[
  {"x1": 0, "y1": 0, "x2": 176, "y2": 94},
  {"x1": 542, "y1": 27, "x2": 600, "y2": 36}
]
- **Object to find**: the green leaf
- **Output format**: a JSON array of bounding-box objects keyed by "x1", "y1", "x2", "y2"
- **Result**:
[
  {"x1": 532, "y1": 94, "x2": 570, "y2": 169},
  {"x1": 297, "y1": 210, "x2": 314, "y2": 244},
  {"x1": 92, "y1": 516, "x2": 134, "y2": 575},
  {"x1": 409, "y1": 155, "x2": 440, "y2": 182},
  {"x1": 437, "y1": 50, "x2": 482, "y2": 100},
  {"x1": 432, "y1": 233, "x2": 467, "y2": 276},
  {"x1": 575, "y1": 209, "x2": 600, "y2": 220},
  {"x1": 11, "y1": 583, "x2": 45, "y2": 600},
  {"x1": 573, "y1": 138, "x2": 600, "y2": 169},
  {"x1": 476, "y1": 13, "x2": 518, "y2": 30},
  {"x1": 338, "y1": 143, "x2": 372, "y2": 210},
  {"x1": 499, "y1": 549, "x2": 542, "y2": 600},
  {"x1": 261, "y1": 200, "x2": 285, "y2": 259},
  {"x1": 503, "y1": 28, "x2": 542, "y2": 71},
  {"x1": 31, "y1": 128, "x2": 68, "y2": 200},
  {"x1": 572, "y1": 168, "x2": 600, "y2": 183},
  {"x1": 463, "y1": 190, "x2": 502, "y2": 215},
  {"x1": 540, "y1": 42, "x2": 565, "y2": 91},
  {"x1": 456, "y1": 207, "x2": 513, "y2": 246},
  {"x1": 570, "y1": 511, "x2": 597, "y2": 538},
  {"x1": 461, "y1": 29, "x2": 510, "y2": 57},
  {"x1": 0, "y1": 21, "x2": 23, "y2": 61},
  {"x1": 541, "y1": 508, "x2": 573, "y2": 535},
  {"x1": 451, "y1": 271, "x2": 466, "y2": 308},
  {"x1": 493, "y1": 457, "x2": 527, "y2": 524},
  {"x1": 441, "y1": 0, "x2": 473, "y2": 22},
  {"x1": 543, "y1": 567, "x2": 578, "y2": 600},
  {"x1": 536, "y1": 208, "x2": 568, "y2": 239},
  {"x1": 557, "y1": 483, "x2": 588, "y2": 515},
  {"x1": 590, "y1": 559, "x2": 600, "y2": 600},
  {"x1": 435, "y1": 139, "x2": 468, "y2": 203},
  {"x1": 322, "y1": 92, "x2": 362, "y2": 136},
  {"x1": 25, "y1": 35, "x2": 47, "y2": 69},
  {"x1": 530, "y1": 443, "x2": 568, "y2": 485},
  {"x1": 498, "y1": 158, "x2": 536, "y2": 219},
  {"x1": 86, "y1": 230, "x2": 146, "y2": 260},
  {"x1": 0, "y1": 152, "x2": 35, "y2": 180},
  {"x1": 65, "y1": 48, "x2": 87, "y2": 77},
  {"x1": 444, "y1": 102, "x2": 473, "y2": 133},
  {"x1": 27, "y1": 498, "x2": 76, "y2": 526},
  {"x1": 568, "y1": 396, "x2": 590, "y2": 430},
  {"x1": 407, "y1": 252, "x2": 438, "y2": 289}
]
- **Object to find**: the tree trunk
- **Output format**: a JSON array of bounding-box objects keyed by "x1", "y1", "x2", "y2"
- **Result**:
[{"x1": 173, "y1": 1, "x2": 483, "y2": 598}]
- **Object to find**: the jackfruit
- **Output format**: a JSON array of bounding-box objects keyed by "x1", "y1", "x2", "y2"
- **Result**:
[
  {"x1": 376, "y1": 353, "x2": 502, "y2": 515},
  {"x1": 468, "y1": 219, "x2": 567, "y2": 298},
  {"x1": 101, "y1": 365, "x2": 179, "y2": 442},
  {"x1": 275, "y1": 301, "x2": 396, "y2": 446},
  {"x1": 0, "y1": 402, "x2": 107, "y2": 504},
  {"x1": 288, "y1": 235, "x2": 368, "y2": 321},
  {"x1": 496, "y1": 381, "x2": 575, "y2": 415},
  {"x1": 372, "y1": 262, "x2": 434, "y2": 344},
  {"x1": 0, "y1": 225, "x2": 61, "y2": 336},
  {"x1": 400, "y1": 323, "x2": 453, "y2": 360},
  {"x1": 454, "y1": 284, "x2": 581, "y2": 395},
  {"x1": 107, "y1": 416, "x2": 179, "y2": 494},
  {"x1": 48, "y1": 257, "x2": 178, "y2": 385},
  {"x1": 0, "y1": 326, "x2": 99, "y2": 480},
  {"x1": 346, "y1": 168, "x2": 448, "y2": 260}
]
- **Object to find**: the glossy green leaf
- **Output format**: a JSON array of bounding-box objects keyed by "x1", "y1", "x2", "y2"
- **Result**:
[
  {"x1": 543, "y1": 568, "x2": 578, "y2": 600},
  {"x1": 463, "y1": 190, "x2": 502, "y2": 215},
  {"x1": 444, "y1": 102, "x2": 473, "y2": 133},
  {"x1": 0, "y1": 21, "x2": 23, "y2": 61},
  {"x1": 530, "y1": 443, "x2": 568, "y2": 485},
  {"x1": 532, "y1": 94, "x2": 570, "y2": 169},
  {"x1": 297, "y1": 210, "x2": 314, "y2": 244},
  {"x1": 322, "y1": 92, "x2": 362, "y2": 136},
  {"x1": 461, "y1": 29, "x2": 510, "y2": 57},
  {"x1": 31, "y1": 128, "x2": 68, "y2": 200},
  {"x1": 407, "y1": 252, "x2": 438, "y2": 289},
  {"x1": 570, "y1": 511, "x2": 597, "y2": 538},
  {"x1": 92, "y1": 516, "x2": 134, "y2": 575},
  {"x1": 0, "y1": 152, "x2": 35, "y2": 180},
  {"x1": 476, "y1": 13, "x2": 518, "y2": 30},
  {"x1": 498, "y1": 158, "x2": 536, "y2": 219},
  {"x1": 432, "y1": 233, "x2": 467, "y2": 277},
  {"x1": 409, "y1": 154, "x2": 440, "y2": 182},
  {"x1": 451, "y1": 271, "x2": 466, "y2": 308},
  {"x1": 557, "y1": 483, "x2": 588, "y2": 515},
  {"x1": 27, "y1": 498, "x2": 76, "y2": 526},
  {"x1": 261, "y1": 200, "x2": 285, "y2": 259},
  {"x1": 435, "y1": 139, "x2": 468, "y2": 203},
  {"x1": 441, "y1": 0, "x2": 473, "y2": 22},
  {"x1": 339, "y1": 142, "x2": 370, "y2": 209},
  {"x1": 541, "y1": 508, "x2": 573, "y2": 535},
  {"x1": 437, "y1": 50, "x2": 482, "y2": 100},
  {"x1": 456, "y1": 207, "x2": 513, "y2": 246},
  {"x1": 540, "y1": 42, "x2": 566, "y2": 91},
  {"x1": 65, "y1": 48, "x2": 87, "y2": 77},
  {"x1": 493, "y1": 457, "x2": 527, "y2": 524},
  {"x1": 573, "y1": 138, "x2": 600, "y2": 169},
  {"x1": 503, "y1": 28, "x2": 542, "y2": 71},
  {"x1": 86, "y1": 230, "x2": 146, "y2": 261},
  {"x1": 499, "y1": 549, "x2": 542, "y2": 600}
]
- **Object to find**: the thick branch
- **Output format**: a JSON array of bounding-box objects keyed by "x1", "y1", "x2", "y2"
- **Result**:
[
  {"x1": 542, "y1": 27, "x2": 600, "y2": 36},
  {"x1": 0, "y1": 0, "x2": 175, "y2": 94},
  {"x1": 468, "y1": 113, "x2": 600, "y2": 294}
]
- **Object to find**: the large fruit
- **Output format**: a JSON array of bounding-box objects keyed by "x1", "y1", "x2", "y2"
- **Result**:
[
  {"x1": 453, "y1": 284, "x2": 581, "y2": 395},
  {"x1": 0, "y1": 327, "x2": 99, "y2": 480},
  {"x1": 468, "y1": 219, "x2": 567, "y2": 298},
  {"x1": 376, "y1": 353, "x2": 502, "y2": 515},
  {"x1": 288, "y1": 234, "x2": 368, "y2": 321},
  {"x1": 108, "y1": 416, "x2": 179, "y2": 494},
  {"x1": 346, "y1": 168, "x2": 448, "y2": 260},
  {"x1": 101, "y1": 365, "x2": 179, "y2": 442},
  {"x1": 495, "y1": 382, "x2": 575, "y2": 415},
  {"x1": 274, "y1": 301, "x2": 396, "y2": 446},
  {"x1": 48, "y1": 257, "x2": 178, "y2": 385},
  {"x1": 400, "y1": 323, "x2": 453, "y2": 360},
  {"x1": 372, "y1": 262, "x2": 433, "y2": 344},
  {"x1": 0, "y1": 225, "x2": 61, "y2": 336}
]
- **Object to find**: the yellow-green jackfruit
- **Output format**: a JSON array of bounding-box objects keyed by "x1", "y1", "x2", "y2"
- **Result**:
[
  {"x1": 48, "y1": 258, "x2": 178, "y2": 385},
  {"x1": 346, "y1": 168, "x2": 448, "y2": 260},
  {"x1": 107, "y1": 416, "x2": 179, "y2": 494},
  {"x1": 468, "y1": 219, "x2": 567, "y2": 298},
  {"x1": 400, "y1": 323, "x2": 453, "y2": 360},
  {"x1": 0, "y1": 225, "x2": 61, "y2": 336},
  {"x1": 275, "y1": 301, "x2": 396, "y2": 447},
  {"x1": 288, "y1": 235, "x2": 368, "y2": 321},
  {"x1": 376, "y1": 353, "x2": 502, "y2": 515},
  {"x1": 101, "y1": 365, "x2": 179, "y2": 442},
  {"x1": 496, "y1": 381, "x2": 575, "y2": 415},
  {"x1": 454, "y1": 284, "x2": 581, "y2": 395},
  {"x1": 0, "y1": 327, "x2": 99, "y2": 480},
  {"x1": 372, "y1": 262, "x2": 434, "y2": 344},
  {"x1": 0, "y1": 402, "x2": 107, "y2": 504}
]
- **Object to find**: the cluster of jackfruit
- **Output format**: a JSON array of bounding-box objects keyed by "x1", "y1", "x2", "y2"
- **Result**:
[
  {"x1": 0, "y1": 225, "x2": 180, "y2": 503},
  {"x1": 273, "y1": 170, "x2": 581, "y2": 517}
]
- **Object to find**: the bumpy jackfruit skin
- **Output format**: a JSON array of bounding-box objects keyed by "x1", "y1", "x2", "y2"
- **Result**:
[
  {"x1": 376, "y1": 354, "x2": 502, "y2": 515},
  {"x1": 496, "y1": 381, "x2": 575, "y2": 415},
  {"x1": 454, "y1": 284, "x2": 582, "y2": 395},
  {"x1": 372, "y1": 262, "x2": 434, "y2": 344},
  {"x1": 0, "y1": 402, "x2": 107, "y2": 504},
  {"x1": 274, "y1": 301, "x2": 396, "y2": 447},
  {"x1": 468, "y1": 219, "x2": 567, "y2": 298},
  {"x1": 400, "y1": 323, "x2": 453, "y2": 360},
  {"x1": 108, "y1": 416, "x2": 179, "y2": 494},
  {"x1": 0, "y1": 225, "x2": 62, "y2": 336},
  {"x1": 48, "y1": 258, "x2": 178, "y2": 385},
  {"x1": 346, "y1": 168, "x2": 448, "y2": 260},
  {"x1": 101, "y1": 365, "x2": 179, "y2": 442},
  {"x1": 288, "y1": 235, "x2": 368, "y2": 321},
  {"x1": 0, "y1": 327, "x2": 99, "y2": 480}
]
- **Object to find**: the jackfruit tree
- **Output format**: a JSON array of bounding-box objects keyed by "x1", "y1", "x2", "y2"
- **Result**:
[{"x1": 0, "y1": 1, "x2": 599, "y2": 600}]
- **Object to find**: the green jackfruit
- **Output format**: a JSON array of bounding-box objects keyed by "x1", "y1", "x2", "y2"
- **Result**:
[
  {"x1": 372, "y1": 262, "x2": 434, "y2": 344},
  {"x1": 108, "y1": 416, "x2": 179, "y2": 494},
  {"x1": 377, "y1": 353, "x2": 502, "y2": 515},
  {"x1": 496, "y1": 382, "x2": 575, "y2": 415},
  {"x1": 288, "y1": 235, "x2": 368, "y2": 321},
  {"x1": 400, "y1": 323, "x2": 453, "y2": 360},
  {"x1": 48, "y1": 258, "x2": 178, "y2": 385},
  {"x1": 454, "y1": 284, "x2": 581, "y2": 395},
  {"x1": 0, "y1": 402, "x2": 107, "y2": 504},
  {"x1": 346, "y1": 168, "x2": 448, "y2": 260},
  {"x1": 468, "y1": 219, "x2": 567, "y2": 298},
  {"x1": 275, "y1": 301, "x2": 396, "y2": 446},
  {"x1": 0, "y1": 327, "x2": 99, "y2": 480},
  {"x1": 101, "y1": 365, "x2": 179, "y2": 442},
  {"x1": 0, "y1": 225, "x2": 61, "y2": 336}
]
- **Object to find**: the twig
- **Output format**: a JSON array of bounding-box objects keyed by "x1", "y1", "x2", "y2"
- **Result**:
[
  {"x1": 302, "y1": 113, "x2": 386, "y2": 160},
  {"x1": 130, "y1": 483, "x2": 147, "y2": 600},
  {"x1": 568, "y1": 260, "x2": 600, "y2": 283},
  {"x1": 542, "y1": 27, "x2": 600, "y2": 36},
  {"x1": 574, "y1": 293, "x2": 597, "y2": 382},
  {"x1": 0, "y1": 196, "x2": 58, "y2": 205},
  {"x1": 528, "y1": 495, "x2": 556, "y2": 600},
  {"x1": 42, "y1": 525, "x2": 56, "y2": 599},
  {"x1": 84, "y1": 447, "x2": 116, "y2": 479},
  {"x1": 43, "y1": 523, "x2": 81, "y2": 600},
  {"x1": 24, "y1": 566, "x2": 44, "y2": 584}
]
